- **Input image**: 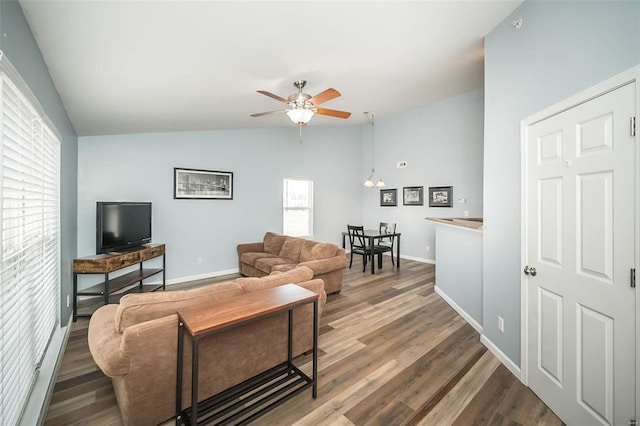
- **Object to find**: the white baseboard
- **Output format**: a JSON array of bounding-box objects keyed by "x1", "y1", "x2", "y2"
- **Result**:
[
  {"x1": 434, "y1": 285, "x2": 522, "y2": 381},
  {"x1": 434, "y1": 285, "x2": 483, "y2": 334},
  {"x1": 343, "y1": 251, "x2": 435, "y2": 265},
  {"x1": 480, "y1": 334, "x2": 522, "y2": 381},
  {"x1": 21, "y1": 315, "x2": 72, "y2": 426},
  {"x1": 399, "y1": 254, "x2": 435, "y2": 264}
]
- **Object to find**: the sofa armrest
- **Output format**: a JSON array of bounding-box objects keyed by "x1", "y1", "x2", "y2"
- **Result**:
[
  {"x1": 298, "y1": 255, "x2": 348, "y2": 276},
  {"x1": 237, "y1": 242, "x2": 264, "y2": 256},
  {"x1": 237, "y1": 242, "x2": 265, "y2": 270},
  {"x1": 121, "y1": 314, "x2": 178, "y2": 359},
  {"x1": 296, "y1": 278, "x2": 327, "y2": 314},
  {"x1": 88, "y1": 304, "x2": 131, "y2": 377}
]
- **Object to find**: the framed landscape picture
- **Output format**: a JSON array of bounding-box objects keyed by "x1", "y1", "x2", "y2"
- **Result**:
[
  {"x1": 428, "y1": 186, "x2": 453, "y2": 207},
  {"x1": 403, "y1": 186, "x2": 424, "y2": 206},
  {"x1": 380, "y1": 188, "x2": 397, "y2": 207},
  {"x1": 174, "y1": 168, "x2": 233, "y2": 200}
]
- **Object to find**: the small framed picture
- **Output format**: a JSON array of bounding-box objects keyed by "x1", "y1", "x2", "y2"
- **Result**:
[
  {"x1": 380, "y1": 188, "x2": 397, "y2": 207},
  {"x1": 403, "y1": 186, "x2": 424, "y2": 206},
  {"x1": 174, "y1": 168, "x2": 233, "y2": 200},
  {"x1": 428, "y1": 186, "x2": 453, "y2": 207}
]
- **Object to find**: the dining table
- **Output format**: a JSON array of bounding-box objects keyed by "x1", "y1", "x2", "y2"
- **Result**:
[{"x1": 342, "y1": 229, "x2": 401, "y2": 274}]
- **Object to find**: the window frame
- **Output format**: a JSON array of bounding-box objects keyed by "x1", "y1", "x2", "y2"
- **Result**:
[{"x1": 282, "y1": 178, "x2": 314, "y2": 238}]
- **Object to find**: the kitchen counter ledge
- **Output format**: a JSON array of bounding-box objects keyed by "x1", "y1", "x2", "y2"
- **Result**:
[{"x1": 426, "y1": 217, "x2": 483, "y2": 231}]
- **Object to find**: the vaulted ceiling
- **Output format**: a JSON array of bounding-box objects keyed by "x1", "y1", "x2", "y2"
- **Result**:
[{"x1": 19, "y1": 1, "x2": 521, "y2": 136}]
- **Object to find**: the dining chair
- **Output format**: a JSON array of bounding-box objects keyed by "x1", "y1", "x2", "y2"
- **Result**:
[
  {"x1": 375, "y1": 222, "x2": 397, "y2": 266},
  {"x1": 347, "y1": 225, "x2": 380, "y2": 273}
]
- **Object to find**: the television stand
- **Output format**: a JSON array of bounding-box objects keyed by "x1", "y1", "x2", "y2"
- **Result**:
[
  {"x1": 73, "y1": 243, "x2": 165, "y2": 321},
  {"x1": 108, "y1": 244, "x2": 151, "y2": 254}
]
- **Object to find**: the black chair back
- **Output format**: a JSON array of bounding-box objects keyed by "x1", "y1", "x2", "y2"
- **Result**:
[
  {"x1": 347, "y1": 225, "x2": 367, "y2": 249},
  {"x1": 379, "y1": 222, "x2": 396, "y2": 245}
]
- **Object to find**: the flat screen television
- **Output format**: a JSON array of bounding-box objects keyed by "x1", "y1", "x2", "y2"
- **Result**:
[{"x1": 96, "y1": 202, "x2": 152, "y2": 254}]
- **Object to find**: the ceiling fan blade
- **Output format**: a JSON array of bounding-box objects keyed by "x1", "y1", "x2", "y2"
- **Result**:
[
  {"x1": 257, "y1": 90, "x2": 289, "y2": 104},
  {"x1": 315, "y1": 108, "x2": 351, "y2": 119},
  {"x1": 250, "y1": 109, "x2": 286, "y2": 117},
  {"x1": 308, "y1": 88, "x2": 341, "y2": 106}
]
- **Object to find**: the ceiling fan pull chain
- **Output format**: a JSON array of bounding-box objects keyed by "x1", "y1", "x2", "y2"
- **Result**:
[{"x1": 299, "y1": 123, "x2": 303, "y2": 144}]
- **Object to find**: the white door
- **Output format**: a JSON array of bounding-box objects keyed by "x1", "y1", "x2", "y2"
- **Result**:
[{"x1": 525, "y1": 82, "x2": 636, "y2": 425}]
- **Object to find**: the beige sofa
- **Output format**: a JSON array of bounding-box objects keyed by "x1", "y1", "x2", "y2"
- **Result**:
[
  {"x1": 237, "y1": 232, "x2": 347, "y2": 294},
  {"x1": 87, "y1": 266, "x2": 326, "y2": 426}
]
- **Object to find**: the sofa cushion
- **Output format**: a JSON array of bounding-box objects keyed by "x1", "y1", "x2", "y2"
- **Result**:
[
  {"x1": 279, "y1": 238, "x2": 304, "y2": 262},
  {"x1": 240, "y1": 251, "x2": 276, "y2": 267},
  {"x1": 263, "y1": 232, "x2": 287, "y2": 255},
  {"x1": 254, "y1": 257, "x2": 296, "y2": 274},
  {"x1": 299, "y1": 240, "x2": 338, "y2": 262},
  {"x1": 237, "y1": 266, "x2": 314, "y2": 293},
  {"x1": 115, "y1": 282, "x2": 242, "y2": 333},
  {"x1": 271, "y1": 264, "x2": 297, "y2": 273}
]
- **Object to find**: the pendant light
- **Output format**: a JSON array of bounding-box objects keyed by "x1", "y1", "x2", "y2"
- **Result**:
[{"x1": 363, "y1": 112, "x2": 385, "y2": 187}]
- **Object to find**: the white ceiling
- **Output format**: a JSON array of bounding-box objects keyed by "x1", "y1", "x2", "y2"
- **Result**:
[{"x1": 19, "y1": 1, "x2": 521, "y2": 137}]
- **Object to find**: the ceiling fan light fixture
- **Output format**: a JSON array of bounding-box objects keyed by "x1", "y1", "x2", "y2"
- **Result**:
[
  {"x1": 375, "y1": 177, "x2": 386, "y2": 187},
  {"x1": 252, "y1": 81, "x2": 350, "y2": 128},
  {"x1": 364, "y1": 176, "x2": 375, "y2": 187},
  {"x1": 286, "y1": 108, "x2": 314, "y2": 124}
]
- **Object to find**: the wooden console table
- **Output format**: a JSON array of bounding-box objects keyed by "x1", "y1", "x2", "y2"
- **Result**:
[
  {"x1": 176, "y1": 284, "x2": 319, "y2": 426},
  {"x1": 73, "y1": 243, "x2": 165, "y2": 321}
]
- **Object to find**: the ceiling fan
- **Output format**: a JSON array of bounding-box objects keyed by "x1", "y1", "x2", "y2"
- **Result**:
[{"x1": 250, "y1": 80, "x2": 351, "y2": 125}]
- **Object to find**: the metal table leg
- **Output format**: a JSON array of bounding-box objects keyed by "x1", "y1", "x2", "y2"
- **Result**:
[
  {"x1": 176, "y1": 321, "x2": 184, "y2": 425},
  {"x1": 313, "y1": 299, "x2": 318, "y2": 398},
  {"x1": 191, "y1": 338, "x2": 199, "y2": 424},
  {"x1": 369, "y1": 237, "x2": 375, "y2": 274}
]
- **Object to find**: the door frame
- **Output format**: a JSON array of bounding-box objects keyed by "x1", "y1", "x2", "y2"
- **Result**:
[{"x1": 520, "y1": 66, "x2": 640, "y2": 413}]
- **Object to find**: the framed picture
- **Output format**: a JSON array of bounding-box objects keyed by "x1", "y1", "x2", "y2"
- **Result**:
[
  {"x1": 403, "y1": 186, "x2": 424, "y2": 206},
  {"x1": 428, "y1": 186, "x2": 453, "y2": 207},
  {"x1": 174, "y1": 168, "x2": 233, "y2": 200},
  {"x1": 380, "y1": 188, "x2": 397, "y2": 207}
]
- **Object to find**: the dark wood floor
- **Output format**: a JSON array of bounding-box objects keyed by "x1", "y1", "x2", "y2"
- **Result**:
[{"x1": 44, "y1": 257, "x2": 563, "y2": 426}]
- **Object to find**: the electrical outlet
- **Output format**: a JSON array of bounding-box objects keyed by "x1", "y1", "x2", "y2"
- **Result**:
[
  {"x1": 464, "y1": 210, "x2": 469, "y2": 217},
  {"x1": 197, "y1": 257, "x2": 203, "y2": 265},
  {"x1": 66, "y1": 294, "x2": 70, "y2": 308},
  {"x1": 426, "y1": 246, "x2": 430, "y2": 252},
  {"x1": 396, "y1": 161, "x2": 407, "y2": 168},
  {"x1": 498, "y1": 316, "x2": 504, "y2": 332}
]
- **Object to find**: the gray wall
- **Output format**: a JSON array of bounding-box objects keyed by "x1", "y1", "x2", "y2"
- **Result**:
[
  {"x1": 362, "y1": 89, "x2": 484, "y2": 262},
  {"x1": 0, "y1": 0, "x2": 78, "y2": 323},
  {"x1": 483, "y1": 0, "x2": 640, "y2": 366},
  {"x1": 77, "y1": 126, "x2": 363, "y2": 284},
  {"x1": 435, "y1": 224, "x2": 483, "y2": 325},
  {"x1": 77, "y1": 89, "x2": 485, "y2": 285}
]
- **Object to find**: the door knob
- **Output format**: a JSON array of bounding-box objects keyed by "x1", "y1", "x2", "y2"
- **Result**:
[{"x1": 524, "y1": 265, "x2": 537, "y2": 276}]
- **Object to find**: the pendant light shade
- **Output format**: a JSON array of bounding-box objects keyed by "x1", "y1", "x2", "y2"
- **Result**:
[{"x1": 363, "y1": 112, "x2": 385, "y2": 187}]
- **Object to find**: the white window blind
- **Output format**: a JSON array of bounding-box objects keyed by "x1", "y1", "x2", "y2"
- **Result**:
[
  {"x1": 283, "y1": 178, "x2": 313, "y2": 237},
  {"x1": 0, "y1": 66, "x2": 61, "y2": 425}
]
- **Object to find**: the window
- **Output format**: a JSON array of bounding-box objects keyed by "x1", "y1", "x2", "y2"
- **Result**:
[
  {"x1": 283, "y1": 178, "x2": 313, "y2": 237},
  {"x1": 0, "y1": 61, "x2": 61, "y2": 425}
]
